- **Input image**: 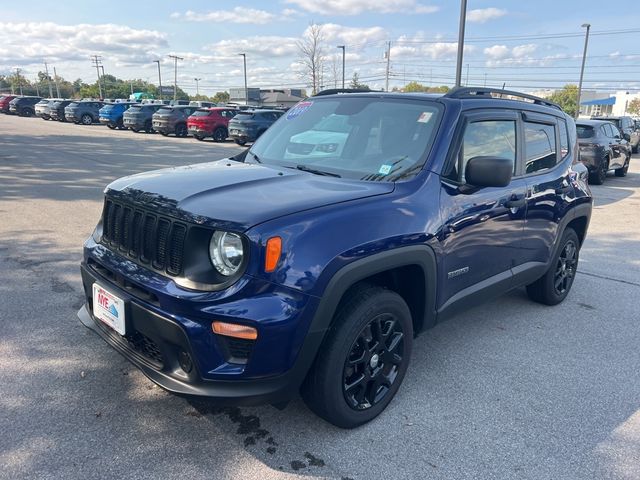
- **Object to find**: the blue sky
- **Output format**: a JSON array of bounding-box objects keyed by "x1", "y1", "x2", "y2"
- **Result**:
[{"x1": 1, "y1": 0, "x2": 639, "y2": 95}]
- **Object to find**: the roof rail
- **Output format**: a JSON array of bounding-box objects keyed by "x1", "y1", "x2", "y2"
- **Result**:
[
  {"x1": 445, "y1": 87, "x2": 562, "y2": 111},
  {"x1": 313, "y1": 88, "x2": 380, "y2": 97}
]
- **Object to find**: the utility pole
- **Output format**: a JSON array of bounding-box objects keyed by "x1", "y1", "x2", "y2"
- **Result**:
[
  {"x1": 454, "y1": 0, "x2": 468, "y2": 87},
  {"x1": 16, "y1": 68, "x2": 23, "y2": 95},
  {"x1": 44, "y1": 62, "x2": 53, "y2": 97},
  {"x1": 194, "y1": 78, "x2": 201, "y2": 96},
  {"x1": 385, "y1": 41, "x2": 391, "y2": 92},
  {"x1": 337, "y1": 45, "x2": 345, "y2": 89},
  {"x1": 576, "y1": 23, "x2": 591, "y2": 119},
  {"x1": 153, "y1": 60, "x2": 163, "y2": 101},
  {"x1": 484, "y1": 72, "x2": 487, "y2": 87},
  {"x1": 53, "y1": 67, "x2": 60, "y2": 97},
  {"x1": 99, "y1": 65, "x2": 106, "y2": 98},
  {"x1": 91, "y1": 55, "x2": 103, "y2": 98},
  {"x1": 168, "y1": 55, "x2": 183, "y2": 101},
  {"x1": 465, "y1": 64, "x2": 470, "y2": 86},
  {"x1": 239, "y1": 53, "x2": 248, "y2": 105}
]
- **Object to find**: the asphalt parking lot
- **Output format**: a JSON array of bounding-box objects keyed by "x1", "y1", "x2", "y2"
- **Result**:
[{"x1": 1, "y1": 114, "x2": 639, "y2": 480}]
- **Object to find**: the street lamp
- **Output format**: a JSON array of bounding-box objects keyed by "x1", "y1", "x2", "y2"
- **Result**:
[
  {"x1": 454, "y1": 0, "x2": 468, "y2": 87},
  {"x1": 194, "y1": 77, "x2": 202, "y2": 96},
  {"x1": 576, "y1": 23, "x2": 591, "y2": 119},
  {"x1": 337, "y1": 45, "x2": 345, "y2": 89},
  {"x1": 153, "y1": 60, "x2": 163, "y2": 101},
  {"x1": 239, "y1": 53, "x2": 248, "y2": 105}
]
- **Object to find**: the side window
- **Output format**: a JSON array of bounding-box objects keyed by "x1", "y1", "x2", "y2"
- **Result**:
[
  {"x1": 449, "y1": 119, "x2": 516, "y2": 183},
  {"x1": 558, "y1": 118, "x2": 569, "y2": 159},
  {"x1": 524, "y1": 121, "x2": 557, "y2": 174}
]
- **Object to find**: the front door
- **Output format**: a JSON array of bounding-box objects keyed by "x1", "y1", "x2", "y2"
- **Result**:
[{"x1": 438, "y1": 110, "x2": 527, "y2": 312}]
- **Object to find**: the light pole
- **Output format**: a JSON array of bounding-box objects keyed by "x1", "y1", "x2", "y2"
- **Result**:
[
  {"x1": 239, "y1": 53, "x2": 248, "y2": 105},
  {"x1": 454, "y1": 0, "x2": 468, "y2": 87},
  {"x1": 153, "y1": 60, "x2": 163, "y2": 101},
  {"x1": 99, "y1": 65, "x2": 105, "y2": 98},
  {"x1": 337, "y1": 45, "x2": 345, "y2": 89},
  {"x1": 194, "y1": 78, "x2": 201, "y2": 96},
  {"x1": 576, "y1": 23, "x2": 591, "y2": 119}
]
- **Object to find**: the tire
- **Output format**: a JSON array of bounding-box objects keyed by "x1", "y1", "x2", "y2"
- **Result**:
[
  {"x1": 302, "y1": 285, "x2": 413, "y2": 429},
  {"x1": 175, "y1": 123, "x2": 188, "y2": 137},
  {"x1": 234, "y1": 139, "x2": 246, "y2": 146},
  {"x1": 194, "y1": 135, "x2": 205, "y2": 141},
  {"x1": 144, "y1": 120, "x2": 153, "y2": 133},
  {"x1": 615, "y1": 158, "x2": 629, "y2": 177},
  {"x1": 20, "y1": 108, "x2": 34, "y2": 117},
  {"x1": 107, "y1": 123, "x2": 117, "y2": 130},
  {"x1": 42, "y1": 115, "x2": 50, "y2": 121},
  {"x1": 81, "y1": 113, "x2": 93, "y2": 125},
  {"x1": 131, "y1": 128, "x2": 139, "y2": 133},
  {"x1": 160, "y1": 132, "x2": 169, "y2": 137},
  {"x1": 116, "y1": 118, "x2": 124, "y2": 129},
  {"x1": 526, "y1": 228, "x2": 580, "y2": 306},
  {"x1": 632, "y1": 144, "x2": 638, "y2": 154},
  {"x1": 588, "y1": 157, "x2": 608, "y2": 185},
  {"x1": 213, "y1": 127, "x2": 228, "y2": 142}
]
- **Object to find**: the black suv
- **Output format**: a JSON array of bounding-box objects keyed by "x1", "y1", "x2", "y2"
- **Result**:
[
  {"x1": 228, "y1": 109, "x2": 284, "y2": 145},
  {"x1": 596, "y1": 116, "x2": 640, "y2": 153},
  {"x1": 123, "y1": 104, "x2": 164, "y2": 133},
  {"x1": 9, "y1": 96, "x2": 42, "y2": 116},
  {"x1": 576, "y1": 119, "x2": 631, "y2": 184},
  {"x1": 49, "y1": 100, "x2": 74, "y2": 122},
  {"x1": 78, "y1": 88, "x2": 592, "y2": 428}
]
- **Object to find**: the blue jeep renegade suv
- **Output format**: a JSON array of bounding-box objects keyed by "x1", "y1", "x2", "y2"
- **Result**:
[{"x1": 78, "y1": 88, "x2": 592, "y2": 428}]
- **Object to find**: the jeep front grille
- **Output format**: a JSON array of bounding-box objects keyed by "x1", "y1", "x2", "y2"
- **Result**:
[{"x1": 101, "y1": 198, "x2": 187, "y2": 276}]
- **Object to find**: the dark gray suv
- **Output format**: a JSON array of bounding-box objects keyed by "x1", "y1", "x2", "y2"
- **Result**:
[
  {"x1": 65, "y1": 101, "x2": 104, "y2": 125},
  {"x1": 123, "y1": 104, "x2": 164, "y2": 133},
  {"x1": 152, "y1": 105, "x2": 198, "y2": 137}
]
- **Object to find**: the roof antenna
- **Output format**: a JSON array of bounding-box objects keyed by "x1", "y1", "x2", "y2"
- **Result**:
[{"x1": 500, "y1": 82, "x2": 506, "y2": 98}]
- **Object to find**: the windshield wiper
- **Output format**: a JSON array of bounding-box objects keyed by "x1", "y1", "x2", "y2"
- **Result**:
[
  {"x1": 247, "y1": 151, "x2": 261, "y2": 163},
  {"x1": 293, "y1": 164, "x2": 341, "y2": 177}
]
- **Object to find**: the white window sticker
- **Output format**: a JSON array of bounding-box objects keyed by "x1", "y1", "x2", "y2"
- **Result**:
[
  {"x1": 417, "y1": 111, "x2": 433, "y2": 123},
  {"x1": 378, "y1": 164, "x2": 393, "y2": 175}
]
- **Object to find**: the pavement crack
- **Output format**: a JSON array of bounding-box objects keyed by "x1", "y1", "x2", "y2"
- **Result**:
[{"x1": 577, "y1": 270, "x2": 640, "y2": 288}]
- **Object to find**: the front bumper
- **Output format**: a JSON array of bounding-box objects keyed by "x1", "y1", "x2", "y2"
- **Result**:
[{"x1": 78, "y1": 248, "x2": 323, "y2": 405}]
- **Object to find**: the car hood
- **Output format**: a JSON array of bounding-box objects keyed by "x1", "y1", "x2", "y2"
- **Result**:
[{"x1": 105, "y1": 159, "x2": 394, "y2": 231}]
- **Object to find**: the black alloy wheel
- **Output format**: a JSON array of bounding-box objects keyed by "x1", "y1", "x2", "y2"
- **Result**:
[
  {"x1": 590, "y1": 158, "x2": 608, "y2": 185},
  {"x1": 343, "y1": 313, "x2": 405, "y2": 411},
  {"x1": 213, "y1": 127, "x2": 227, "y2": 142},
  {"x1": 615, "y1": 158, "x2": 629, "y2": 177},
  {"x1": 81, "y1": 113, "x2": 93, "y2": 125},
  {"x1": 553, "y1": 239, "x2": 578, "y2": 296},
  {"x1": 175, "y1": 123, "x2": 188, "y2": 137}
]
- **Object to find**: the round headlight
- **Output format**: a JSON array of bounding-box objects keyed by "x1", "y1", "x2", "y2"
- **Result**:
[{"x1": 209, "y1": 231, "x2": 244, "y2": 276}]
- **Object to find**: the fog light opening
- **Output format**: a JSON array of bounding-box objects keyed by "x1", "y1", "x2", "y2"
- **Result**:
[{"x1": 178, "y1": 351, "x2": 193, "y2": 373}]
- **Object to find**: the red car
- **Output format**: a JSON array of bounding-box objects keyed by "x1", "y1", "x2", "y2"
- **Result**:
[
  {"x1": 0, "y1": 95, "x2": 17, "y2": 113},
  {"x1": 187, "y1": 107, "x2": 238, "y2": 142}
]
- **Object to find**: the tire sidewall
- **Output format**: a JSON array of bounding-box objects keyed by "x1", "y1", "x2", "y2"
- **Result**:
[
  {"x1": 307, "y1": 288, "x2": 413, "y2": 428},
  {"x1": 544, "y1": 228, "x2": 580, "y2": 304}
]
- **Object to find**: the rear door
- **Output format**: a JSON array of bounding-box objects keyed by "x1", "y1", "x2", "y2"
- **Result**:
[
  {"x1": 439, "y1": 109, "x2": 528, "y2": 309},
  {"x1": 520, "y1": 112, "x2": 572, "y2": 271},
  {"x1": 604, "y1": 123, "x2": 625, "y2": 169}
]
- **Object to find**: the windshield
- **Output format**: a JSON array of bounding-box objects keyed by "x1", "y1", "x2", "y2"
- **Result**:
[
  {"x1": 576, "y1": 125, "x2": 595, "y2": 138},
  {"x1": 191, "y1": 110, "x2": 211, "y2": 117},
  {"x1": 67, "y1": 102, "x2": 79, "y2": 108},
  {"x1": 156, "y1": 107, "x2": 172, "y2": 114},
  {"x1": 248, "y1": 97, "x2": 442, "y2": 181},
  {"x1": 100, "y1": 104, "x2": 115, "y2": 112},
  {"x1": 234, "y1": 113, "x2": 254, "y2": 121},
  {"x1": 127, "y1": 106, "x2": 142, "y2": 113}
]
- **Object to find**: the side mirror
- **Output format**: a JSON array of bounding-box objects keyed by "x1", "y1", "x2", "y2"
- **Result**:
[
  {"x1": 623, "y1": 133, "x2": 631, "y2": 142},
  {"x1": 465, "y1": 156, "x2": 513, "y2": 188}
]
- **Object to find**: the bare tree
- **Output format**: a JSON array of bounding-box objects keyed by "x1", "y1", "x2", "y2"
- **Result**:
[
  {"x1": 330, "y1": 54, "x2": 340, "y2": 89},
  {"x1": 297, "y1": 23, "x2": 326, "y2": 95}
]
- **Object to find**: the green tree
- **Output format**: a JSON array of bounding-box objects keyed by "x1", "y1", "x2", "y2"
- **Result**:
[
  {"x1": 627, "y1": 98, "x2": 640, "y2": 116},
  {"x1": 548, "y1": 84, "x2": 578, "y2": 117},
  {"x1": 212, "y1": 91, "x2": 230, "y2": 103},
  {"x1": 349, "y1": 72, "x2": 369, "y2": 90},
  {"x1": 403, "y1": 81, "x2": 429, "y2": 92}
]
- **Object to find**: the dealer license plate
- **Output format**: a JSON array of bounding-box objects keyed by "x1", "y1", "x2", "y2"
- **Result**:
[{"x1": 92, "y1": 284, "x2": 126, "y2": 335}]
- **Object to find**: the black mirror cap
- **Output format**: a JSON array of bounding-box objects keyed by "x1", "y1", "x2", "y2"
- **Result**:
[
  {"x1": 624, "y1": 133, "x2": 631, "y2": 142},
  {"x1": 465, "y1": 156, "x2": 513, "y2": 188}
]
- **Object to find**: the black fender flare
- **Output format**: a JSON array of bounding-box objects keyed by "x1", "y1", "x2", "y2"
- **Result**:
[{"x1": 288, "y1": 245, "x2": 438, "y2": 390}]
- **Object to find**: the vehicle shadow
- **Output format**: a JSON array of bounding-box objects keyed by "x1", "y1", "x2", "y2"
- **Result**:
[{"x1": 589, "y1": 171, "x2": 637, "y2": 207}]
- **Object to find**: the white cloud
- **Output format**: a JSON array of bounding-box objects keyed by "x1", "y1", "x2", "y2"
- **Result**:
[
  {"x1": 315, "y1": 23, "x2": 387, "y2": 47},
  {"x1": 484, "y1": 45, "x2": 510, "y2": 59},
  {"x1": 203, "y1": 36, "x2": 299, "y2": 58},
  {"x1": 170, "y1": 7, "x2": 277, "y2": 24},
  {"x1": 467, "y1": 7, "x2": 507, "y2": 23},
  {"x1": 0, "y1": 22, "x2": 167, "y2": 67},
  {"x1": 484, "y1": 44, "x2": 547, "y2": 66},
  {"x1": 391, "y1": 32, "x2": 476, "y2": 60},
  {"x1": 285, "y1": 0, "x2": 438, "y2": 15},
  {"x1": 512, "y1": 43, "x2": 537, "y2": 57}
]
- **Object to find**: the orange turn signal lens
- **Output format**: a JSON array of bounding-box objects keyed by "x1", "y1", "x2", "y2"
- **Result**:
[
  {"x1": 265, "y1": 236, "x2": 282, "y2": 273},
  {"x1": 212, "y1": 321, "x2": 258, "y2": 340}
]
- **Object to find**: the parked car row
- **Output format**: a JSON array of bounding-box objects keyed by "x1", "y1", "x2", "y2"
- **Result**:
[{"x1": 0, "y1": 95, "x2": 285, "y2": 145}]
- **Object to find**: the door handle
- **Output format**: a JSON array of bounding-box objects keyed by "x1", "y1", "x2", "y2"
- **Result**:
[{"x1": 505, "y1": 193, "x2": 526, "y2": 209}]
